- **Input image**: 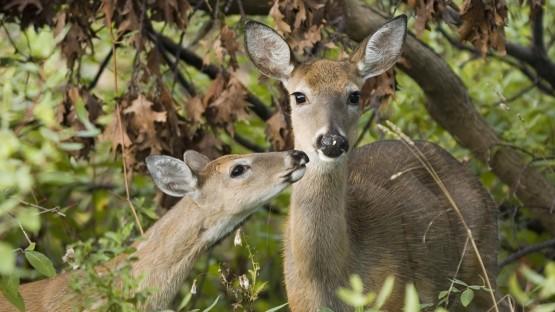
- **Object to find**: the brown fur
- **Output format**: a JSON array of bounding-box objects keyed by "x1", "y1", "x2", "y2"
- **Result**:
[
  {"x1": 0, "y1": 151, "x2": 305, "y2": 312},
  {"x1": 284, "y1": 141, "x2": 497, "y2": 311},
  {"x1": 245, "y1": 19, "x2": 498, "y2": 311}
]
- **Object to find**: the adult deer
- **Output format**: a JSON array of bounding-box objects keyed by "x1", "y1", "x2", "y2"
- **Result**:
[
  {"x1": 0, "y1": 150, "x2": 308, "y2": 312},
  {"x1": 245, "y1": 16, "x2": 497, "y2": 311}
]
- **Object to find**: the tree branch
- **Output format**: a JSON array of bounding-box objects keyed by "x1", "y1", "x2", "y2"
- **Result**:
[
  {"x1": 148, "y1": 29, "x2": 272, "y2": 121},
  {"x1": 499, "y1": 238, "x2": 555, "y2": 267},
  {"x1": 87, "y1": 48, "x2": 113, "y2": 90},
  {"x1": 189, "y1": 0, "x2": 555, "y2": 231},
  {"x1": 232, "y1": 133, "x2": 265, "y2": 152},
  {"x1": 438, "y1": 27, "x2": 555, "y2": 96},
  {"x1": 531, "y1": 2, "x2": 545, "y2": 54},
  {"x1": 158, "y1": 47, "x2": 197, "y2": 96},
  {"x1": 341, "y1": 0, "x2": 555, "y2": 231}
]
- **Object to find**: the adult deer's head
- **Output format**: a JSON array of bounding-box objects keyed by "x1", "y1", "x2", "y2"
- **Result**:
[{"x1": 245, "y1": 16, "x2": 407, "y2": 164}]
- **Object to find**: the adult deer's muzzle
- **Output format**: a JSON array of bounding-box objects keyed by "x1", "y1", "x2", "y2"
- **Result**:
[{"x1": 316, "y1": 131, "x2": 349, "y2": 159}]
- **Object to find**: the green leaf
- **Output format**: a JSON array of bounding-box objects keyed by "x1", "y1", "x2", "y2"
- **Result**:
[
  {"x1": 349, "y1": 275, "x2": 364, "y2": 293},
  {"x1": 25, "y1": 250, "x2": 56, "y2": 277},
  {"x1": 201, "y1": 295, "x2": 220, "y2": 312},
  {"x1": 0, "y1": 242, "x2": 15, "y2": 274},
  {"x1": 176, "y1": 292, "x2": 192, "y2": 311},
  {"x1": 265, "y1": 303, "x2": 288, "y2": 312},
  {"x1": 460, "y1": 288, "x2": 474, "y2": 307},
  {"x1": 403, "y1": 284, "x2": 420, "y2": 312},
  {"x1": 521, "y1": 265, "x2": 545, "y2": 285},
  {"x1": 337, "y1": 288, "x2": 370, "y2": 307},
  {"x1": 450, "y1": 279, "x2": 468, "y2": 287},
  {"x1": 374, "y1": 275, "x2": 395, "y2": 309},
  {"x1": 533, "y1": 303, "x2": 555, "y2": 312},
  {"x1": 508, "y1": 274, "x2": 530, "y2": 305},
  {"x1": 437, "y1": 290, "x2": 449, "y2": 299},
  {"x1": 0, "y1": 275, "x2": 25, "y2": 311},
  {"x1": 25, "y1": 243, "x2": 35, "y2": 251}
]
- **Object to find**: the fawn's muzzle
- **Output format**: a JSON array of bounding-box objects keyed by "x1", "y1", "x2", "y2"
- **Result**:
[
  {"x1": 289, "y1": 150, "x2": 309, "y2": 166},
  {"x1": 316, "y1": 132, "x2": 349, "y2": 158}
]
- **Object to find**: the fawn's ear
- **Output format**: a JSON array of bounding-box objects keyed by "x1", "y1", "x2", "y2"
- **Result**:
[
  {"x1": 146, "y1": 155, "x2": 198, "y2": 197},
  {"x1": 183, "y1": 150, "x2": 210, "y2": 175},
  {"x1": 350, "y1": 15, "x2": 407, "y2": 79},
  {"x1": 245, "y1": 20, "x2": 294, "y2": 80}
]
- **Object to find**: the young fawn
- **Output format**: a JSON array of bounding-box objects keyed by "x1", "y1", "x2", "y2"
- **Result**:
[
  {"x1": 245, "y1": 16, "x2": 498, "y2": 311},
  {"x1": 0, "y1": 150, "x2": 308, "y2": 312}
]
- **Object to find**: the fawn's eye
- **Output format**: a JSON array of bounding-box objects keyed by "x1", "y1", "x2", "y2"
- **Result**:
[
  {"x1": 230, "y1": 164, "x2": 250, "y2": 178},
  {"x1": 348, "y1": 91, "x2": 360, "y2": 106},
  {"x1": 292, "y1": 92, "x2": 307, "y2": 105}
]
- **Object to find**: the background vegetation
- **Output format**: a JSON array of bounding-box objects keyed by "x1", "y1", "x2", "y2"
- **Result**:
[{"x1": 0, "y1": 0, "x2": 554, "y2": 310}]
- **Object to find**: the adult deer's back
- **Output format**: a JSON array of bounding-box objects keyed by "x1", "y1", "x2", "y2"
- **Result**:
[{"x1": 245, "y1": 16, "x2": 498, "y2": 311}]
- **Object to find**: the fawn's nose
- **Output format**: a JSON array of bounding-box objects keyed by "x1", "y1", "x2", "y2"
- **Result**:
[
  {"x1": 289, "y1": 150, "x2": 309, "y2": 166},
  {"x1": 316, "y1": 132, "x2": 349, "y2": 158}
]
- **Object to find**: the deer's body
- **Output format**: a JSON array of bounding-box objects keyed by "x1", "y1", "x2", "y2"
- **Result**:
[
  {"x1": 245, "y1": 16, "x2": 498, "y2": 311},
  {"x1": 0, "y1": 151, "x2": 308, "y2": 312},
  {"x1": 5, "y1": 197, "x2": 224, "y2": 312},
  {"x1": 284, "y1": 141, "x2": 496, "y2": 311}
]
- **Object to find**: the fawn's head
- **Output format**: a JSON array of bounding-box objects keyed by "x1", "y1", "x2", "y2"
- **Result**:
[
  {"x1": 146, "y1": 150, "x2": 308, "y2": 212},
  {"x1": 245, "y1": 16, "x2": 407, "y2": 164}
]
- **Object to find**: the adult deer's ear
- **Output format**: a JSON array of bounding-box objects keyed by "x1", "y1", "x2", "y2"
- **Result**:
[
  {"x1": 350, "y1": 15, "x2": 407, "y2": 79},
  {"x1": 146, "y1": 155, "x2": 198, "y2": 197},
  {"x1": 244, "y1": 20, "x2": 294, "y2": 80},
  {"x1": 183, "y1": 150, "x2": 210, "y2": 175}
]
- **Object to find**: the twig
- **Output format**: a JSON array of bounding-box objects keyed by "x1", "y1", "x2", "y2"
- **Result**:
[
  {"x1": 108, "y1": 11, "x2": 144, "y2": 236},
  {"x1": 438, "y1": 27, "x2": 555, "y2": 96},
  {"x1": 87, "y1": 48, "x2": 114, "y2": 90},
  {"x1": 20, "y1": 200, "x2": 66, "y2": 217},
  {"x1": 232, "y1": 132, "x2": 265, "y2": 152},
  {"x1": 148, "y1": 29, "x2": 272, "y2": 120},
  {"x1": 355, "y1": 109, "x2": 377, "y2": 147},
  {"x1": 491, "y1": 83, "x2": 536, "y2": 106},
  {"x1": 159, "y1": 48, "x2": 197, "y2": 96},
  {"x1": 445, "y1": 236, "x2": 470, "y2": 307},
  {"x1": 378, "y1": 121, "x2": 499, "y2": 312},
  {"x1": 499, "y1": 238, "x2": 555, "y2": 267},
  {"x1": 170, "y1": 30, "x2": 187, "y2": 93},
  {"x1": 16, "y1": 218, "x2": 33, "y2": 246}
]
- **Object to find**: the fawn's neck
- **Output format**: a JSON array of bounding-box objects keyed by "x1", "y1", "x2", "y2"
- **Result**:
[
  {"x1": 287, "y1": 156, "x2": 352, "y2": 306},
  {"x1": 130, "y1": 197, "x2": 230, "y2": 310}
]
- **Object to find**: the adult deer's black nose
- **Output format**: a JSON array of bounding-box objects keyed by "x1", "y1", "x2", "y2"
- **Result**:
[
  {"x1": 316, "y1": 132, "x2": 349, "y2": 158},
  {"x1": 289, "y1": 150, "x2": 309, "y2": 165}
]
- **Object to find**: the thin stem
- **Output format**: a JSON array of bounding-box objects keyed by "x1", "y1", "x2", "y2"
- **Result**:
[
  {"x1": 108, "y1": 12, "x2": 144, "y2": 236},
  {"x1": 378, "y1": 121, "x2": 499, "y2": 312}
]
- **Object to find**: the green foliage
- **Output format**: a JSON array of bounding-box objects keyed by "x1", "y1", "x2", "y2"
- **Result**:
[
  {"x1": 1, "y1": 0, "x2": 554, "y2": 311},
  {"x1": 436, "y1": 278, "x2": 491, "y2": 309},
  {"x1": 0, "y1": 275, "x2": 25, "y2": 312},
  {"x1": 65, "y1": 222, "x2": 149, "y2": 311},
  {"x1": 509, "y1": 262, "x2": 555, "y2": 311}
]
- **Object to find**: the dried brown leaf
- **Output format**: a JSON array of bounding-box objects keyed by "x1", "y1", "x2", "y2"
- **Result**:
[
  {"x1": 100, "y1": 105, "x2": 132, "y2": 153},
  {"x1": 270, "y1": 0, "x2": 292, "y2": 34},
  {"x1": 266, "y1": 112, "x2": 293, "y2": 151}
]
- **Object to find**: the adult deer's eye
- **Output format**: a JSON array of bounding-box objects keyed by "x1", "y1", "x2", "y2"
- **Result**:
[
  {"x1": 291, "y1": 92, "x2": 307, "y2": 105},
  {"x1": 230, "y1": 164, "x2": 250, "y2": 178},
  {"x1": 348, "y1": 91, "x2": 360, "y2": 106}
]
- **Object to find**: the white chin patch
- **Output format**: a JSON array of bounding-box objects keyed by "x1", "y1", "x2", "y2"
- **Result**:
[{"x1": 290, "y1": 166, "x2": 306, "y2": 182}]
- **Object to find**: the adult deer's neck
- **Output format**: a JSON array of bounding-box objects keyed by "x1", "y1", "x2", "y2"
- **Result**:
[
  {"x1": 129, "y1": 197, "x2": 228, "y2": 310},
  {"x1": 287, "y1": 155, "x2": 351, "y2": 304}
]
